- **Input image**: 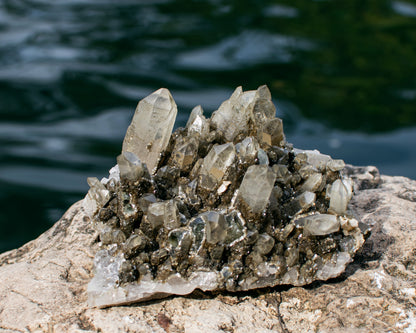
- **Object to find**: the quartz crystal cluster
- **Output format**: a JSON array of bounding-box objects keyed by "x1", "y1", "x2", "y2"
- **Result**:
[{"x1": 85, "y1": 86, "x2": 367, "y2": 308}]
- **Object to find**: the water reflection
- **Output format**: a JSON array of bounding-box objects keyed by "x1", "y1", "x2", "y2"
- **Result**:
[
  {"x1": 175, "y1": 30, "x2": 315, "y2": 69},
  {"x1": 1, "y1": 0, "x2": 416, "y2": 252},
  {"x1": 392, "y1": 1, "x2": 416, "y2": 17},
  {"x1": 263, "y1": 4, "x2": 298, "y2": 18}
]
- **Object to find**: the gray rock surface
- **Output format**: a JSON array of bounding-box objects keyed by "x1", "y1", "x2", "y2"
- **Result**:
[{"x1": 0, "y1": 166, "x2": 415, "y2": 332}]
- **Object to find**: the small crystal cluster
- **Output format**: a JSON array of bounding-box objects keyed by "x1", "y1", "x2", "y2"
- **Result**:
[{"x1": 85, "y1": 86, "x2": 367, "y2": 308}]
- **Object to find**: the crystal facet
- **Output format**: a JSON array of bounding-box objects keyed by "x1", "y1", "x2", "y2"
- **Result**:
[
  {"x1": 117, "y1": 152, "x2": 149, "y2": 182},
  {"x1": 297, "y1": 214, "x2": 341, "y2": 236},
  {"x1": 199, "y1": 143, "x2": 236, "y2": 191},
  {"x1": 186, "y1": 105, "x2": 210, "y2": 139},
  {"x1": 83, "y1": 177, "x2": 111, "y2": 218},
  {"x1": 327, "y1": 179, "x2": 353, "y2": 215},
  {"x1": 237, "y1": 165, "x2": 276, "y2": 215}
]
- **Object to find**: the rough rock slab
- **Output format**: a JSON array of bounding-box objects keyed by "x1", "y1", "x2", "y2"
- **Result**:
[{"x1": 0, "y1": 166, "x2": 415, "y2": 332}]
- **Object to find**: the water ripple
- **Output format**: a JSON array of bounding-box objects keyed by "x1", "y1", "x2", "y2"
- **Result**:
[{"x1": 176, "y1": 30, "x2": 315, "y2": 70}]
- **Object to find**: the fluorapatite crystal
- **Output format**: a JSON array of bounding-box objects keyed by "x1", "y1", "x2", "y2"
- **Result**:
[{"x1": 85, "y1": 85, "x2": 368, "y2": 308}]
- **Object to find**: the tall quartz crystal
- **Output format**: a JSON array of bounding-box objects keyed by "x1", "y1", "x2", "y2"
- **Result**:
[{"x1": 122, "y1": 88, "x2": 177, "y2": 174}]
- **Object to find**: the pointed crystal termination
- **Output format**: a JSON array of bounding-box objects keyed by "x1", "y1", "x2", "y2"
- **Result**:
[
  {"x1": 186, "y1": 105, "x2": 210, "y2": 139},
  {"x1": 186, "y1": 105, "x2": 203, "y2": 127},
  {"x1": 327, "y1": 179, "x2": 353, "y2": 215},
  {"x1": 257, "y1": 118, "x2": 285, "y2": 146},
  {"x1": 237, "y1": 165, "x2": 277, "y2": 215},
  {"x1": 211, "y1": 87, "x2": 257, "y2": 142},
  {"x1": 170, "y1": 137, "x2": 199, "y2": 172},
  {"x1": 198, "y1": 143, "x2": 236, "y2": 190},
  {"x1": 211, "y1": 85, "x2": 279, "y2": 143},
  {"x1": 251, "y1": 85, "x2": 277, "y2": 128},
  {"x1": 83, "y1": 177, "x2": 111, "y2": 219},
  {"x1": 236, "y1": 137, "x2": 260, "y2": 165},
  {"x1": 122, "y1": 88, "x2": 178, "y2": 174},
  {"x1": 117, "y1": 152, "x2": 149, "y2": 182}
]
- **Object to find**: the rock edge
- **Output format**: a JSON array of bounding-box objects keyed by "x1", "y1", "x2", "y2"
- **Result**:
[{"x1": 0, "y1": 166, "x2": 415, "y2": 332}]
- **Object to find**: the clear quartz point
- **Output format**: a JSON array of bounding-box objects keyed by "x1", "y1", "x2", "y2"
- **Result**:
[
  {"x1": 199, "y1": 143, "x2": 236, "y2": 190},
  {"x1": 237, "y1": 165, "x2": 276, "y2": 214},
  {"x1": 122, "y1": 88, "x2": 178, "y2": 174},
  {"x1": 83, "y1": 177, "x2": 110, "y2": 219},
  {"x1": 186, "y1": 105, "x2": 210, "y2": 139},
  {"x1": 211, "y1": 86, "x2": 257, "y2": 141},
  {"x1": 327, "y1": 179, "x2": 353, "y2": 215}
]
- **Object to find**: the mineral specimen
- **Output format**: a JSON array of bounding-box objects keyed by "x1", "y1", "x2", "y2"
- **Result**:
[{"x1": 85, "y1": 85, "x2": 367, "y2": 308}]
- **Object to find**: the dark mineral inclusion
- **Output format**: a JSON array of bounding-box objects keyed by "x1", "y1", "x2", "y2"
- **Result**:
[{"x1": 84, "y1": 86, "x2": 367, "y2": 308}]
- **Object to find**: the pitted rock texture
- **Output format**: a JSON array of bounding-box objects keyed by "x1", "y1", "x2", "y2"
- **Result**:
[
  {"x1": 0, "y1": 168, "x2": 415, "y2": 332},
  {"x1": 84, "y1": 86, "x2": 366, "y2": 307}
]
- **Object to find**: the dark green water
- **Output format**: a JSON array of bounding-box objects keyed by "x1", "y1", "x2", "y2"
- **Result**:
[{"x1": 1, "y1": 0, "x2": 416, "y2": 253}]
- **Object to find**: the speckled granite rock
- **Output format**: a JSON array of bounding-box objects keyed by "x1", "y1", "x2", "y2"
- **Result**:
[{"x1": 0, "y1": 166, "x2": 415, "y2": 332}]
